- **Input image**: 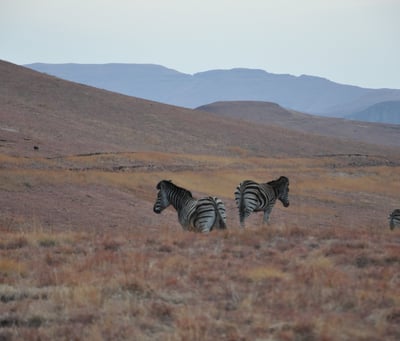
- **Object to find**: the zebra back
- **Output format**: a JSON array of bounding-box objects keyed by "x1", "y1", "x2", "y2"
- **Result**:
[
  {"x1": 235, "y1": 176, "x2": 289, "y2": 227},
  {"x1": 154, "y1": 180, "x2": 227, "y2": 232},
  {"x1": 235, "y1": 179, "x2": 275, "y2": 226}
]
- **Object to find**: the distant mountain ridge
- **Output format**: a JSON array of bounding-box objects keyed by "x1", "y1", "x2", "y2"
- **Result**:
[{"x1": 25, "y1": 63, "x2": 400, "y2": 124}]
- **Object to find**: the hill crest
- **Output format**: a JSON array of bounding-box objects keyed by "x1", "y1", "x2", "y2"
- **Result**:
[
  {"x1": 198, "y1": 101, "x2": 400, "y2": 148},
  {"x1": 346, "y1": 100, "x2": 400, "y2": 124},
  {"x1": 25, "y1": 62, "x2": 400, "y2": 121}
]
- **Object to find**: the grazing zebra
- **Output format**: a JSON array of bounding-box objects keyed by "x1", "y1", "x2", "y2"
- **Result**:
[
  {"x1": 235, "y1": 176, "x2": 290, "y2": 227},
  {"x1": 153, "y1": 180, "x2": 227, "y2": 233},
  {"x1": 389, "y1": 209, "x2": 400, "y2": 230}
]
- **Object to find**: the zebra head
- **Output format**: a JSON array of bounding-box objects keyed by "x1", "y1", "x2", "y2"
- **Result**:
[
  {"x1": 153, "y1": 180, "x2": 193, "y2": 214},
  {"x1": 153, "y1": 180, "x2": 172, "y2": 214},
  {"x1": 269, "y1": 176, "x2": 290, "y2": 208}
]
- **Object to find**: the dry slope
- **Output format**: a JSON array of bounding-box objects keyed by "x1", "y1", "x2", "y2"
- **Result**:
[
  {"x1": 1, "y1": 60, "x2": 398, "y2": 158},
  {"x1": 198, "y1": 101, "x2": 400, "y2": 148}
]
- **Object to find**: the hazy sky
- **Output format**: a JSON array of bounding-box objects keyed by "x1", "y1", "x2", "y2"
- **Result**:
[{"x1": 2, "y1": 0, "x2": 400, "y2": 89}]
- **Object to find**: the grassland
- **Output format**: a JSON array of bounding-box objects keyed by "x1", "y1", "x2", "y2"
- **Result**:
[{"x1": 1, "y1": 151, "x2": 399, "y2": 340}]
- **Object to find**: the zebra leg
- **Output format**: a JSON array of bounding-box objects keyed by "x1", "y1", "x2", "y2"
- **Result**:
[
  {"x1": 240, "y1": 211, "x2": 251, "y2": 228},
  {"x1": 239, "y1": 205, "x2": 246, "y2": 228},
  {"x1": 239, "y1": 215, "x2": 246, "y2": 228},
  {"x1": 263, "y1": 211, "x2": 270, "y2": 224},
  {"x1": 263, "y1": 206, "x2": 273, "y2": 225},
  {"x1": 239, "y1": 207, "x2": 254, "y2": 228}
]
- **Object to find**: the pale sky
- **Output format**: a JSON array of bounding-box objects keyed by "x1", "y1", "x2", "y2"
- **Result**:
[{"x1": 1, "y1": 0, "x2": 400, "y2": 89}]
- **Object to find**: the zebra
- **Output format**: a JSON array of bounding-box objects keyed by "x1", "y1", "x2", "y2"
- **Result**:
[
  {"x1": 153, "y1": 180, "x2": 227, "y2": 233},
  {"x1": 234, "y1": 176, "x2": 290, "y2": 227},
  {"x1": 389, "y1": 209, "x2": 400, "y2": 230}
]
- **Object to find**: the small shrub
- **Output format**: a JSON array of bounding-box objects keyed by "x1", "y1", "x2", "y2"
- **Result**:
[
  {"x1": 387, "y1": 310, "x2": 400, "y2": 324},
  {"x1": 291, "y1": 321, "x2": 316, "y2": 341},
  {"x1": 0, "y1": 236, "x2": 28, "y2": 250},
  {"x1": 102, "y1": 239, "x2": 121, "y2": 251},
  {"x1": 27, "y1": 316, "x2": 44, "y2": 328},
  {"x1": 150, "y1": 301, "x2": 174, "y2": 324},
  {"x1": 245, "y1": 266, "x2": 288, "y2": 282},
  {"x1": 38, "y1": 238, "x2": 57, "y2": 248}
]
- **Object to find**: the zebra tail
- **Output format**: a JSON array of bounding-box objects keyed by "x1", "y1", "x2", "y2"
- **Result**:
[
  {"x1": 218, "y1": 213, "x2": 227, "y2": 229},
  {"x1": 219, "y1": 207, "x2": 227, "y2": 229},
  {"x1": 239, "y1": 204, "x2": 246, "y2": 227},
  {"x1": 237, "y1": 188, "x2": 246, "y2": 227},
  {"x1": 213, "y1": 197, "x2": 227, "y2": 230}
]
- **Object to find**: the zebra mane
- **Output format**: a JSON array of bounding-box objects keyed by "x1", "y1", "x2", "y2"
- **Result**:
[
  {"x1": 157, "y1": 180, "x2": 193, "y2": 198},
  {"x1": 267, "y1": 176, "x2": 289, "y2": 194},
  {"x1": 267, "y1": 176, "x2": 288, "y2": 187}
]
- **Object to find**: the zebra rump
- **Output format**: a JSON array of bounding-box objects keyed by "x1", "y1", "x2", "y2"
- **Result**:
[
  {"x1": 191, "y1": 196, "x2": 227, "y2": 232},
  {"x1": 235, "y1": 176, "x2": 289, "y2": 227},
  {"x1": 389, "y1": 209, "x2": 400, "y2": 230},
  {"x1": 153, "y1": 180, "x2": 227, "y2": 233}
]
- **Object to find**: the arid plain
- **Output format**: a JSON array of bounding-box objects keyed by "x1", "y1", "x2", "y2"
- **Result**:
[{"x1": 1, "y1": 60, "x2": 400, "y2": 340}]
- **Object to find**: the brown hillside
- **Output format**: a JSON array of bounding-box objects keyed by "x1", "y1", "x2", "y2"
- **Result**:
[
  {"x1": 1, "y1": 61, "x2": 400, "y2": 340},
  {"x1": 1, "y1": 60, "x2": 399, "y2": 158},
  {"x1": 198, "y1": 101, "x2": 400, "y2": 148}
]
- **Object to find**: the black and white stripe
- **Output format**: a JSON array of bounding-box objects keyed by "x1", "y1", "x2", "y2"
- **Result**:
[
  {"x1": 153, "y1": 180, "x2": 227, "y2": 233},
  {"x1": 389, "y1": 209, "x2": 400, "y2": 230},
  {"x1": 234, "y1": 176, "x2": 290, "y2": 227}
]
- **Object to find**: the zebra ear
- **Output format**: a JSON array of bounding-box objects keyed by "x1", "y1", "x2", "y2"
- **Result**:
[
  {"x1": 277, "y1": 176, "x2": 289, "y2": 184},
  {"x1": 156, "y1": 180, "x2": 166, "y2": 189},
  {"x1": 156, "y1": 179, "x2": 172, "y2": 189}
]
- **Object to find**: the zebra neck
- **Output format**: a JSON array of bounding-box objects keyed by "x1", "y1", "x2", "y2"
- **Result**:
[
  {"x1": 262, "y1": 182, "x2": 278, "y2": 197},
  {"x1": 169, "y1": 191, "x2": 194, "y2": 212}
]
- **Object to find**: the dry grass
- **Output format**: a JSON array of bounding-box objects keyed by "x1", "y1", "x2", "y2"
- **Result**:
[
  {"x1": 1, "y1": 152, "x2": 400, "y2": 340},
  {"x1": 2, "y1": 61, "x2": 400, "y2": 339},
  {"x1": 2, "y1": 221, "x2": 397, "y2": 340}
]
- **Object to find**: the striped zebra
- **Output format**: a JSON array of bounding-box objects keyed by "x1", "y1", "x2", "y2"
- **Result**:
[
  {"x1": 235, "y1": 176, "x2": 290, "y2": 227},
  {"x1": 389, "y1": 209, "x2": 400, "y2": 230},
  {"x1": 153, "y1": 180, "x2": 227, "y2": 233}
]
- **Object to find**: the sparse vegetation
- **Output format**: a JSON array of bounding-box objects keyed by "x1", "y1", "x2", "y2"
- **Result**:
[
  {"x1": 1, "y1": 152, "x2": 399, "y2": 340},
  {"x1": 1, "y1": 61, "x2": 399, "y2": 340}
]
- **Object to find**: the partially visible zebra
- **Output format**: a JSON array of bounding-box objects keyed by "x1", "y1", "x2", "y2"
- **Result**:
[
  {"x1": 235, "y1": 176, "x2": 290, "y2": 227},
  {"x1": 153, "y1": 180, "x2": 227, "y2": 233},
  {"x1": 389, "y1": 209, "x2": 400, "y2": 230}
]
